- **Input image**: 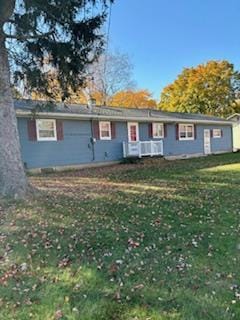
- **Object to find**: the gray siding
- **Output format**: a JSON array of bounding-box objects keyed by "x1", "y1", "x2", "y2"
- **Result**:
[
  {"x1": 210, "y1": 125, "x2": 233, "y2": 153},
  {"x1": 18, "y1": 118, "x2": 93, "y2": 168},
  {"x1": 139, "y1": 123, "x2": 232, "y2": 156},
  {"x1": 162, "y1": 124, "x2": 232, "y2": 156},
  {"x1": 17, "y1": 118, "x2": 233, "y2": 169},
  {"x1": 18, "y1": 118, "x2": 128, "y2": 169},
  {"x1": 94, "y1": 122, "x2": 128, "y2": 162}
]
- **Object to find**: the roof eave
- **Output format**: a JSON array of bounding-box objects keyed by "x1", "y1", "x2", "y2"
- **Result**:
[
  {"x1": 227, "y1": 113, "x2": 240, "y2": 120},
  {"x1": 15, "y1": 110, "x2": 233, "y2": 125}
]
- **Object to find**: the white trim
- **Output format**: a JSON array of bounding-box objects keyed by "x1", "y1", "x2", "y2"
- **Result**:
[
  {"x1": 212, "y1": 128, "x2": 221, "y2": 138},
  {"x1": 15, "y1": 110, "x2": 233, "y2": 125},
  {"x1": 227, "y1": 113, "x2": 240, "y2": 120},
  {"x1": 99, "y1": 121, "x2": 111, "y2": 140},
  {"x1": 179, "y1": 137, "x2": 195, "y2": 141},
  {"x1": 36, "y1": 119, "x2": 57, "y2": 141},
  {"x1": 128, "y1": 122, "x2": 139, "y2": 142},
  {"x1": 152, "y1": 123, "x2": 164, "y2": 139},
  {"x1": 179, "y1": 123, "x2": 194, "y2": 141}
]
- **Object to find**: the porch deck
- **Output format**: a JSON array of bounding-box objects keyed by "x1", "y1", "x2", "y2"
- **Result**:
[{"x1": 123, "y1": 140, "x2": 163, "y2": 158}]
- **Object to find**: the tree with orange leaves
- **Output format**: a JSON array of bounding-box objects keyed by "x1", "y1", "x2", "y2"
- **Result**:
[
  {"x1": 110, "y1": 89, "x2": 157, "y2": 108},
  {"x1": 159, "y1": 60, "x2": 240, "y2": 116}
]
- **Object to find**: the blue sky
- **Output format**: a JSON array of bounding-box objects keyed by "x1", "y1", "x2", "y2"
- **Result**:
[{"x1": 109, "y1": 0, "x2": 240, "y2": 100}]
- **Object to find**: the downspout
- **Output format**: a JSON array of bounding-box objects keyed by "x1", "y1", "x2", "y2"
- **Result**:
[
  {"x1": 87, "y1": 97, "x2": 96, "y2": 161},
  {"x1": 90, "y1": 118, "x2": 95, "y2": 161}
]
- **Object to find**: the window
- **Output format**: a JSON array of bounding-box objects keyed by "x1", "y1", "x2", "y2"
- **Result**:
[
  {"x1": 179, "y1": 124, "x2": 194, "y2": 140},
  {"x1": 36, "y1": 119, "x2": 57, "y2": 141},
  {"x1": 99, "y1": 121, "x2": 111, "y2": 140},
  {"x1": 212, "y1": 129, "x2": 222, "y2": 138},
  {"x1": 153, "y1": 123, "x2": 164, "y2": 138}
]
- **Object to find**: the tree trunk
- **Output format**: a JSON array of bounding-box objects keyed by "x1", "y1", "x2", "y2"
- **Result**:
[{"x1": 0, "y1": 36, "x2": 27, "y2": 198}]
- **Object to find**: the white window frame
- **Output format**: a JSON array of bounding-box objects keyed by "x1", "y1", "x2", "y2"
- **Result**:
[
  {"x1": 212, "y1": 129, "x2": 222, "y2": 138},
  {"x1": 179, "y1": 124, "x2": 194, "y2": 141},
  {"x1": 152, "y1": 123, "x2": 164, "y2": 139},
  {"x1": 99, "y1": 121, "x2": 111, "y2": 140},
  {"x1": 128, "y1": 122, "x2": 139, "y2": 142},
  {"x1": 36, "y1": 119, "x2": 57, "y2": 141}
]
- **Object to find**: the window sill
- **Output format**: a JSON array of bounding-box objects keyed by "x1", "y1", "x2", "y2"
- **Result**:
[
  {"x1": 37, "y1": 138, "x2": 57, "y2": 142},
  {"x1": 179, "y1": 138, "x2": 195, "y2": 141},
  {"x1": 100, "y1": 137, "x2": 112, "y2": 140}
]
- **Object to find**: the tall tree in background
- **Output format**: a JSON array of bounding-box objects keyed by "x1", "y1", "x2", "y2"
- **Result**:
[
  {"x1": 0, "y1": 0, "x2": 113, "y2": 198},
  {"x1": 111, "y1": 89, "x2": 157, "y2": 108},
  {"x1": 31, "y1": 51, "x2": 135, "y2": 106},
  {"x1": 159, "y1": 60, "x2": 240, "y2": 116},
  {"x1": 84, "y1": 51, "x2": 135, "y2": 105}
]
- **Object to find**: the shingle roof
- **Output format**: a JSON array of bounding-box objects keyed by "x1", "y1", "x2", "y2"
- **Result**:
[{"x1": 14, "y1": 99, "x2": 232, "y2": 124}]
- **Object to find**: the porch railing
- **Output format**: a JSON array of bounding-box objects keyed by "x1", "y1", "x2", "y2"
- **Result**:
[{"x1": 123, "y1": 140, "x2": 163, "y2": 158}]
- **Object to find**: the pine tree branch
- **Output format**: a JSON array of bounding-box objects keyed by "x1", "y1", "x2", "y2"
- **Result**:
[
  {"x1": 5, "y1": 31, "x2": 54, "y2": 41},
  {"x1": 6, "y1": 19, "x2": 15, "y2": 24}
]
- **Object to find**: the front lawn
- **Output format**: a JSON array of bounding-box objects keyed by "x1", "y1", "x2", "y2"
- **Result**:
[{"x1": 1, "y1": 153, "x2": 240, "y2": 319}]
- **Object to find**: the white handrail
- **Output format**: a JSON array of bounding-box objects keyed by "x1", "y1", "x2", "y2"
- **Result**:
[{"x1": 123, "y1": 140, "x2": 163, "y2": 158}]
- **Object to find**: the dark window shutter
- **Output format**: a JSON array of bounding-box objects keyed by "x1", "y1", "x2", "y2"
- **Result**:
[
  {"x1": 176, "y1": 124, "x2": 179, "y2": 140},
  {"x1": 27, "y1": 119, "x2": 37, "y2": 141},
  {"x1": 148, "y1": 123, "x2": 153, "y2": 138},
  {"x1": 92, "y1": 120, "x2": 100, "y2": 139},
  {"x1": 111, "y1": 122, "x2": 116, "y2": 139},
  {"x1": 164, "y1": 124, "x2": 167, "y2": 138},
  {"x1": 194, "y1": 124, "x2": 197, "y2": 139},
  {"x1": 56, "y1": 120, "x2": 64, "y2": 140},
  {"x1": 210, "y1": 129, "x2": 213, "y2": 138},
  {"x1": 221, "y1": 129, "x2": 223, "y2": 137}
]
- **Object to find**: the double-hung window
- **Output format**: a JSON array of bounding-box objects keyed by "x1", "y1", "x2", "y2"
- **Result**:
[
  {"x1": 36, "y1": 119, "x2": 57, "y2": 141},
  {"x1": 99, "y1": 121, "x2": 111, "y2": 140},
  {"x1": 179, "y1": 124, "x2": 194, "y2": 140},
  {"x1": 212, "y1": 129, "x2": 222, "y2": 138},
  {"x1": 153, "y1": 123, "x2": 164, "y2": 138}
]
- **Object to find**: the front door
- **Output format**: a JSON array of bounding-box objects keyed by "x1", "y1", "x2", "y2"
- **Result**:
[
  {"x1": 127, "y1": 122, "x2": 140, "y2": 156},
  {"x1": 128, "y1": 122, "x2": 139, "y2": 142},
  {"x1": 204, "y1": 129, "x2": 211, "y2": 155}
]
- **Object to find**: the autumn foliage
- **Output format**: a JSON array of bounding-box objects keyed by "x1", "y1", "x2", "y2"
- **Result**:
[
  {"x1": 159, "y1": 60, "x2": 240, "y2": 116},
  {"x1": 30, "y1": 51, "x2": 159, "y2": 108},
  {"x1": 32, "y1": 60, "x2": 240, "y2": 114},
  {"x1": 31, "y1": 77, "x2": 157, "y2": 109},
  {"x1": 110, "y1": 90, "x2": 157, "y2": 108}
]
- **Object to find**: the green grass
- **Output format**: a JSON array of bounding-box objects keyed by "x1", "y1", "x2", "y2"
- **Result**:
[{"x1": 1, "y1": 153, "x2": 240, "y2": 319}]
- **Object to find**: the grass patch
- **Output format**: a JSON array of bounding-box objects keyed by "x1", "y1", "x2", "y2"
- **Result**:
[{"x1": 1, "y1": 153, "x2": 240, "y2": 319}]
